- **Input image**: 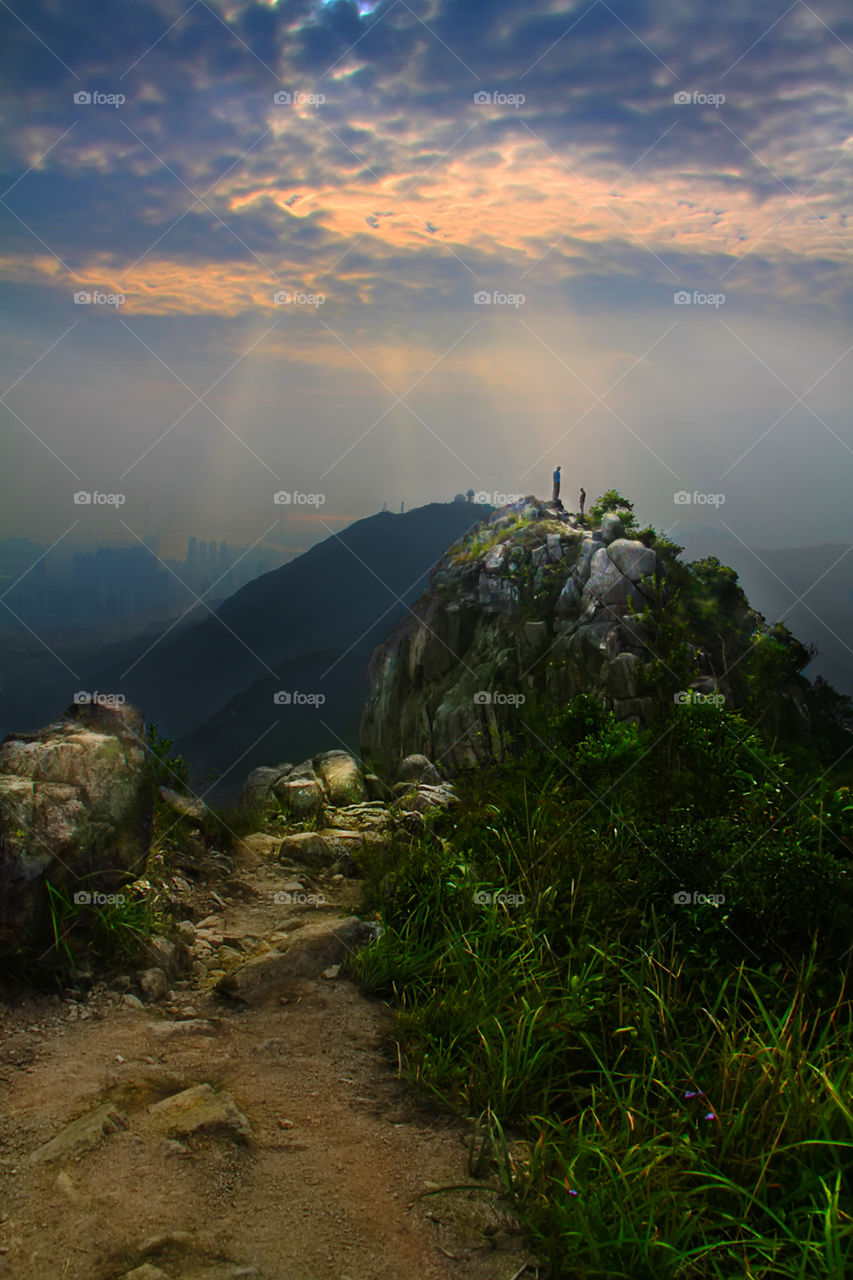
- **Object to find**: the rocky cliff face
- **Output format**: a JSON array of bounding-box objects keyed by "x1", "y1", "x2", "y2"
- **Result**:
[{"x1": 360, "y1": 497, "x2": 670, "y2": 772}]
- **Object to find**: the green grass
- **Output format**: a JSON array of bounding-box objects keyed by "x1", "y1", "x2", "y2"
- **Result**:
[{"x1": 351, "y1": 703, "x2": 853, "y2": 1278}]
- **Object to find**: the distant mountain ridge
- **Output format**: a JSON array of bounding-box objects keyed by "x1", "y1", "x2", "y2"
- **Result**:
[{"x1": 0, "y1": 504, "x2": 492, "y2": 782}]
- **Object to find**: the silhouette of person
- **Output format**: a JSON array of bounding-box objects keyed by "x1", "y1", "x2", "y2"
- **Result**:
[
  {"x1": 552, "y1": 465, "x2": 561, "y2": 504},
  {"x1": 579, "y1": 486, "x2": 586, "y2": 516}
]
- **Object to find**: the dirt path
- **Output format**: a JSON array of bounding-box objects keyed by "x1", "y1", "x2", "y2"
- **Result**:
[{"x1": 0, "y1": 831, "x2": 536, "y2": 1280}]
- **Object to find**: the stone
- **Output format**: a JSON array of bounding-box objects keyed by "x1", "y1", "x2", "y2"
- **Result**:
[
  {"x1": 147, "y1": 1083, "x2": 253, "y2": 1145},
  {"x1": 364, "y1": 772, "x2": 392, "y2": 802},
  {"x1": 313, "y1": 751, "x2": 368, "y2": 806},
  {"x1": 138, "y1": 968, "x2": 168, "y2": 1002},
  {"x1": 600, "y1": 513, "x2": 625, "y2": 544},
  {"x1": 176, "y1": 920, "x2": 196, "y2": 944},
  {"x1": 122, "y1": 993, "x2": 144, "y2": 1010},
  {"x1": 157, "y1": 787, "x2": 211, "y2": 827},
  {"x1": 483, "y1": 544, "x2": 508, "y2": 573},
  {"x1": 29, "y1": 1102, "x2": 127, "y2": 1164},
  {"x1": 278, "y1": 832, "x2": 334, "y2": 871},
  {"x1": 606, "y1": 538, "x2": 658, "y2": 581},
  {"x1": 0, "y1": 700, "x2": 151, "y2": 955},
  {"x1": 606, "y1": 653, "x2": 640, "y2": 700},
  {"x1": 120, "y1": 1267, "x2": 171, "y2": 1280},
  {"x1": 146, "y1": 1020, "x2": 219, "y2": 1039},
  {"x1": 273, "y1": 775, "x2": 325, "y2": 818},
  {"x1": 554, "y1": 577, "x2": 580, "y2": 618},
  {"x1": 397, "y1": 754, "x2": 442, "y2": 785},
  {"x1": 217, "y1": 918, "x2": 382, "y2": 1004},
  {"x1": 142, "y1": 936, "x2": 191, "y2": 979},
  {"x1": 240, "y1": 765, "x2": 284, "y2": 809}
]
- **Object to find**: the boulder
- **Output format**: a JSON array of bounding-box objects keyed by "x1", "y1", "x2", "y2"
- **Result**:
[
  {"x1": 313, "y1": 751, "x2": 368, "y2": 806},
  {"x1": 605, "y1": 653, "x2": 640, "y2": 700},
  {"x1": 273, "y1": 774, "x2": 325, "y2": 818},
  {"x1": 278, "y1": 832, "x2": 335, "y2": 871},
  {"x1": 142, "y1": 935, "x2": 191, "y2": 979},
  {"x1": 139, "y1": 968, "x2": 169, "y2": 1002},
  {"x1": 240, "y1": 764, "x2": 290, "y2": 809},
  {"x1": 398, "y1": 754, "x2": 442, "y2": 785},
  {"x1": 0, "y1": 701, "x2": 152, "y2": 955},
  {"x1": 600, "y1": 513, "x2": 625, "y2": 544}
]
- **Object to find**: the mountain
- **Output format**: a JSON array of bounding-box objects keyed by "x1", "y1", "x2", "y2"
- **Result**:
[
  {"x1": 0, "y1": 503, "x2": 491, "y2": 781},
  {"x1": 361, "y1": 499, "x2": 851, "y2": 774}
]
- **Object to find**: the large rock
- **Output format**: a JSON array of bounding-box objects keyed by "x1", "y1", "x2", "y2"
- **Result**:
[
  {"x1": 273, "y1": 772, "x2": 325, "y2": 818},
  {"x1": 0, "y1": 701, "x2": 152, "y2": 954},
  {"x1": 240, "y1": 763, "x2": 291, "y2": 809},
  {"x1": 313, "y1": 751, "x2": 368, "y2": 806},
  {"x1": 398, "y1": 754, "x2": 442, "y2": 785}
]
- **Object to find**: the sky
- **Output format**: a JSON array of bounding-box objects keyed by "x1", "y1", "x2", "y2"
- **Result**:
[{"x1": 1, "y1": 0, "x2": 852, "y2": 559}]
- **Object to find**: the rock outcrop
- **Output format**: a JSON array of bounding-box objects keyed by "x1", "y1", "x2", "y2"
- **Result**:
[
  {"x1": 360, "y1": 497, "x2": 668, "y2": 773},
  {"x1": 0, "y1": 699, "x2": 152, "y2": 952}
]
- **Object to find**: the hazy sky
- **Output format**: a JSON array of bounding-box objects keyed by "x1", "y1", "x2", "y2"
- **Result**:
[{"x1": 1, "y1": 0, "x2": 852, "y2": 558}]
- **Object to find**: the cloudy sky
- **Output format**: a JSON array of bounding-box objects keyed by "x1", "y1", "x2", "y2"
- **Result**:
[{"x1": 1, "y1": 0, "x2": 851, "y2": 556}]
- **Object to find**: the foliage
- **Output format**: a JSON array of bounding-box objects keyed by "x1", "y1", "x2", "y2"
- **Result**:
[
  {"x1": 41, "y1": 876, "x2": 164, "y2": 980},
  {"x1": 353, "y1": 695, "x2": 853, "y2": 1277},
  {"x1": 144, "y1": 722, "x2": 191, "y2": 793},
  {"x1": 589, "y1": 489, "x2": 637, "y2": 530}
]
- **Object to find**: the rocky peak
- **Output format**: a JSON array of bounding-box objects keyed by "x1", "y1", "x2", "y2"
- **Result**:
[{"x1": 360, "y1": 496, "x2": 668, "y2": 773}]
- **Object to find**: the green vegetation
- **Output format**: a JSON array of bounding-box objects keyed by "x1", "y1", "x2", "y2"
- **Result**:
[
  {"x1": 43, "y1": 877, "x2": 167, "y2": 977},
  {"x1": 589, "y1": 489, "x2": 638, "y2": 532},
  {"x1": 353, "y1": 691, "x2": 853, "y2": 1277},
  {"x1": 450, "y1": 511, "x2": 531, "y2": 565},
  {"x1": 144, "y1": 722, "x2": 191, "y2": 793}
]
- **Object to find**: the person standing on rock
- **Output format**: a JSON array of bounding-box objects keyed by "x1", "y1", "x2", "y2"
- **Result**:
[
  {"x1": 579, "y1": 486, "x2": 586, "y2": 517},
  {"x1": 552, "y1": 465, "x2": 561, "y2": 504}
]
